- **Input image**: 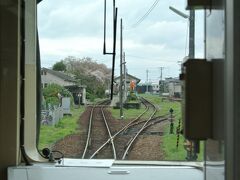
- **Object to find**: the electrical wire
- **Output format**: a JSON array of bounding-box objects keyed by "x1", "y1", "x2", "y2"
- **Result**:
[
  {"x1": 126, "y1": 54, "x2": 178, "y2": 62},
  {"x1": 132, "y1": 0, "x2": 160, "y2": 28},
  {"x1": 132, "y1": 0, "x2": 160, "y2": 27}
]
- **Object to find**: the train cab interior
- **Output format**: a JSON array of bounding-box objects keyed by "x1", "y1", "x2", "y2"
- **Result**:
[{"x1": 1, "y1": 0, "x2": 240, "y2": 180}]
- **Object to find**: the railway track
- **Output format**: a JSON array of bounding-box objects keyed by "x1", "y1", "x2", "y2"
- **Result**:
[
  {"x1": 121, "y1": 97, "x2": 157, "y2": 159},
  {"x1": 81, "y1": 100, "x2": 117, "y2": 159},
  {"x1": 89, "y1": 97, "x2": 168, "y2": 160},
  {"x1": 89, "y1": 98, "x2": 149, "y2": 159},
  {"x1": 53, "y1": 97, "x2": 170, "y2": 160}
]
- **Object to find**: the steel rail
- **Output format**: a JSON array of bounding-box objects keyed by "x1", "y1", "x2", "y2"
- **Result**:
[
  {"x1": 81, "y1": 99, "x2": 111, "y2": 159},
  {"x1": 94, "y1": 105, "x2": 110, "y2": 108},
  {"x1": 141, "y1": 117, "x2": 168, "y2": 131},
  {"x1": 127, "y1": 114, "x2": 169, "y2": 128},
  {"x1": 89, "y1": 99, "x2": 149, "y2": 159},
  {"x1": 82, "y1": 106, "x2": 95, "y2": 159},
  {"x1": 85, "y1": 99, "x2": 110, "y2": 107},
  {"x1": 122, "y1": 98, "x2": 157, "y2": 160},
  {"x1": 100, "y1": 106, "x2": 117, "y2": 159},
  {"x1": 124, "y1": 117, "x2": 169, "y2": 148}
]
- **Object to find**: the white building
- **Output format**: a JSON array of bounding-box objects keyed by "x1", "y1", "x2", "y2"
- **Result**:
[
  {"x1": 167, "y1": 78, "x2": 181, "y2": 98},
  {"x1": 151, "y1": 82, "x2": 160, "y2": 94}
]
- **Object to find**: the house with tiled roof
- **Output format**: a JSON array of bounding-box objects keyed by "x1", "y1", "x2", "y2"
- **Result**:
[
  {"x1": 114, "y1": 73, "x2": 141, "y2": 96},
  {"x1": 41, "y1": 68, "x2": 77, "y2": 88},
  {"x1": 41, "y1": 68, "x2": 86, "y2": 104},
  {"x1": 114, "y1": 73, "x2": 141, "y2": 86}
]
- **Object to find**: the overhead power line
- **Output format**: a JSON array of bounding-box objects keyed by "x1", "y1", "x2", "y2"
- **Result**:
[
  {"x1": 132, "y1": 0, "x2": 160, "y2": 28},
  {"x1": 126, "y1": 54, "x2": 178, "y2": 62}
]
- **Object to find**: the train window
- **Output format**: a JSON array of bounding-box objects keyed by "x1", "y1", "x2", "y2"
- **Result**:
[{"x1": 32, "y1": 0, "x2": 204, "y2": 163}]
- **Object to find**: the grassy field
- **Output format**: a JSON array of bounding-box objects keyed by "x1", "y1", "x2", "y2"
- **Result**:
[{"x1": 38, "y1": 107, "x2": 85, "y2": 150}]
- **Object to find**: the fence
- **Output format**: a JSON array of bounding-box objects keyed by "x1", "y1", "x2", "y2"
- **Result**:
[{"x1": 41, "y1": 105, "x2": 63, "y2": 126}]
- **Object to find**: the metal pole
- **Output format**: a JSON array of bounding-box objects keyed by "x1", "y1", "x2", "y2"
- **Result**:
[
  {"x1": 110, "y1": 8, "x2": 118, "y2": 100},
  {"x1": 189, "y1": 10, "x2": 195, "y2": 58},
  {"x1": 189, "y1": 10, "x2": 196, "y2": 160},
  {"x1": 120, "y1": 19, "x2": 123, "y2": 118},
  {"x1": 103, "y1": 0, "x2": 106, "y2": 54}
]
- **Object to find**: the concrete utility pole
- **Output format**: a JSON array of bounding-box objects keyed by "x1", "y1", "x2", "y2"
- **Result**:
[
  {"x1": 146, "y1": 69, "x2": 149, "y2": 93},
  {"x1": 123, "y1": 52, "x2": 127, "y2": 100},
  {"x1": 119, "y1": 18, "x2": 123, "y2": 119},
  {"x1": 159, "y1": 67, "x2": 164, "y2": 96}
]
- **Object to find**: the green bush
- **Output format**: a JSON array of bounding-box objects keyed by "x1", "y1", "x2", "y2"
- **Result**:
[
  {"x1": 45, "y1": 97, "x2": 59, "y2": 106},
  {"x1": 43, "y1": 84, "x2": 73, "y2": 107},
  {"x1": 86, "y1": 92, "x2": 96, "y2": 102}
]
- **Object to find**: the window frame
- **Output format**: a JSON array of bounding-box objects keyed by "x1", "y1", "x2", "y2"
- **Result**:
[
  {"x1": 24, "y1": 0, "x2": 46, "y2": 162},
  {"x1": 22, "y1": 0, "x2": 204, "y2": 166}
]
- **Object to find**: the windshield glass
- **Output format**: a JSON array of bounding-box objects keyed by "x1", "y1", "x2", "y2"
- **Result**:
[{"x1": 37, "y1": 0, "x2": 204, "y2": 161}]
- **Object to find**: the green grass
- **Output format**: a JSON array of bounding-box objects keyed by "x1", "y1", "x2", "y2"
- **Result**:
[
  {"x1": 162, "y1": 134, "x2": 187, "y2": 160},
  {"x1": 162, "y1": 133, "x2": 204, "y2": 161},
  {"x1": 138, "y1": 94, "x2": 204, "y2": 161},
  {"x1": 110, "y1": 106, "x2": 146, "y2": 120},
  {"x1": 140, "y1": 94, "x2": 181, "y2": 117},
  {"x1": 110, "y1": 95, "x2": 163, "y2": 120},
  {"x1": 140, "y1": 93, "x2": 163, "y2": 104},
  {"x1": 38, "y1": 107, "x2": 85, "y2": 150}
]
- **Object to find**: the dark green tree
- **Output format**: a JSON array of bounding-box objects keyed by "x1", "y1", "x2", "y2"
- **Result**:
[{"x1": 52, "y1": 61, "x2": 66, "y2": 71}]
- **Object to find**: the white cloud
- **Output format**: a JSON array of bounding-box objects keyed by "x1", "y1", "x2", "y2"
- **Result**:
[
  {"x1": 38, "y1": 0, "x2": 204, "y2": 81},
  {"x1": 40, "y1": 37, "x2": 102, "y2": 56}
]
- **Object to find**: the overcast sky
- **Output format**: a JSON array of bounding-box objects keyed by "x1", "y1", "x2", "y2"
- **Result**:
[{"x1": 38, "y1": 0, "x2": 204, "y2": 83}]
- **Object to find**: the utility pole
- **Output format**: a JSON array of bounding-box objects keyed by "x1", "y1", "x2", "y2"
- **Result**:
[
  {"x1": 146, "y1": 69, "x2": 149, "y2": 93},
  {"x1": 169, "y1": 6, "x2": 196, "y2": 161},
  {"x1": 119, "y1": 18, "x2": 123, "y2": 119},
  {"x1": 189, "y1": 9, "x2": 198, "y2": 161},
  {"x1": 189, "y1": 10, "x2": 195, "y2": 58},
  {"x1": 123, "y1": 52, "x2": 127, "y2": 101},
  {"x1": 159, "y1": 67, "x2": 164, "y2": 96},
  {"x1": 169, "y1": 6, "x2": 195, "y2": 59}
]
